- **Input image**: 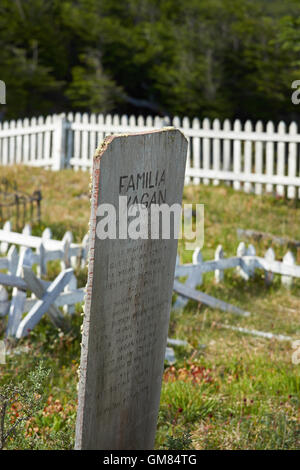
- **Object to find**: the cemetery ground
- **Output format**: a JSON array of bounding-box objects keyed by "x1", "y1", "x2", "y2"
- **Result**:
[{"x1": 0, "y1": 165, "x2": 299, "y2": 450}]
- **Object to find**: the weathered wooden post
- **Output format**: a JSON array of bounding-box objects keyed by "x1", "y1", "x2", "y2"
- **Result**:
[{"x1": 75, "y1": 129, "x2": 187, "y2": 450}]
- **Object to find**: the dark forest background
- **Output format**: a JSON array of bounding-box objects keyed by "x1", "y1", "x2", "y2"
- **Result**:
[{"x1": 1, "y1": 0, "x2": 300, "y2": 123}]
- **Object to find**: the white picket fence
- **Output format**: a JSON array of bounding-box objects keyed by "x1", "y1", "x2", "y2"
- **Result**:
[
  {"x1": 0, "y1": 223, "x2": 186, "y2": 361},
  {"x1": 175, "y1": 242, "x2": 300, "y2": 306},
  {"x1": 174, "y1": 242, "x2": 300, "y2": 342},
  {"x1": 0, "y1": 222, "x2": 88, "y2": 337},
  {"x1": 0, "y1": 221, "x2": 298, "y2": 343},
  {"x1": 1, "y1": 113, "x2": 300, "y2": 198}
]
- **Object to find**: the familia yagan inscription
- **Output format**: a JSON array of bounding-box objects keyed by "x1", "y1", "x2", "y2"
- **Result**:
[
  {"x1": 75, "y1": 129, "x2": 187, "y2": 450},
  {"x1": 119, "y1": 169, "x2": 166, "y2": 207}
]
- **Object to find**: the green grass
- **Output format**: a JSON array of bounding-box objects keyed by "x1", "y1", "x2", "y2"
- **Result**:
[{"x1": 0, "y1": 166, "x2": 299, "y2": 449}]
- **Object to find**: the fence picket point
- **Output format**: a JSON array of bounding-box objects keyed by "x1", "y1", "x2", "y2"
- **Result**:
[
  {"x1": 288, "y1": 122, "x2": 297, "y2": 199},
  {"x1": 255, "y1": 121, "x2": 263, "y2": 195},
  {"x1": 264, "y1": 247, "x2": 275, "y2": 285},
  {"x1": 215, "y1": 245, "x2": 224, "y2": 283},
  {"x1": 281, "y1": 251, "x2": 295, "y2": 287},
  {"x1": 236, "y1": 241, "x2": 249, "y2": 280},
  {"x1": 244, "y1": 120, "x2": 253, "y2": 193},
  {"x1": 0, "y1": 221, "x2": 12, "y2": 255},
  {"x1": 192, "y1": 118, "x2": 200, "y2": 185},
  {"x1": 277, "y1": 121, "x2": 286, "y2": 197}
]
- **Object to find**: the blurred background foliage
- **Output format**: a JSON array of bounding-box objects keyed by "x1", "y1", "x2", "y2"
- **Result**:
[{"x1": 1, "y1": 0, "x2": 300, "y2": 123}]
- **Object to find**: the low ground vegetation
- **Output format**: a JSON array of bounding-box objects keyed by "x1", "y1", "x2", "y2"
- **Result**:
[{"x1": 0, "y1": 166, "x2": 299, "y2": 449}]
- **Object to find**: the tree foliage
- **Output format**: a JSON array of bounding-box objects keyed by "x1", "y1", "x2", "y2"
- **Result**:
[{"x1": 0, "y1": 0, "x2": 300, "y2": 122}]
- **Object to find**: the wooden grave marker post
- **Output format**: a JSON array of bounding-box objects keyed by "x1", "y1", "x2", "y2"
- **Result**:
[{"x1": 75, "y1": 129, "x2": 187, "y2": 450}]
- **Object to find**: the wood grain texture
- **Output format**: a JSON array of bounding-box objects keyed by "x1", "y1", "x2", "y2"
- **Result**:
[{"x1": 75, "y1": 129, "x2": 187, "y2": 450}]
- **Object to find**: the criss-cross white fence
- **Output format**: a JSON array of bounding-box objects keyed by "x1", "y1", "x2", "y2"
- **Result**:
[{"x1": 1, "y1": 113, "x2": 300, "y2": 198}]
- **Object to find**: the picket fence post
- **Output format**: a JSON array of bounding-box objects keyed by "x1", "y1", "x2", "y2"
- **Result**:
[{"x1": 52, "y1": 114, "x2": 67, "y2": 170}]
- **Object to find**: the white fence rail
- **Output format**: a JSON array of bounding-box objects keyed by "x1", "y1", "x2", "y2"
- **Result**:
[
  {"x1": 1, "y1": 113, "x2": 300, "y2": 198},
  {"x1": 174, "y1": 242, "x2": 299, "y2": 343},
  {"x1": 0, "y1": 222, "x2": 88, "y2": 337},
  {"x1": 175, "y1": 242, "x2": 300, "y2": 303}
]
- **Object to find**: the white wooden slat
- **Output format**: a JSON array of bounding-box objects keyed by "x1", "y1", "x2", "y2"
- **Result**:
[
  {"x1": 249, "y1": 255, "x2": 300, "y2": 277},
  {"x1": 276, "y1": 121, "x2": 286, "y2": 197},
  {"x1": 254, "y1": 121, "x2": 263, "y2": 195},
  {"x1": 212, "y1": 119, "x2": 220, "y2": 185},
  {"x1": 183, "y1": 117, "x2": 191, "y2": 184},
  {"x1": 182, "y1": 126, "x2": 300, "y2": 143},
  {"x1": 129, "y1": 115, "x2": 136, "y2": 128},
  {"x1": 0, "y1": 221, "x2": 12, "y2": 254},
  {"x1": 42, "y1": 227, "x2": 52, "y2": 240},
  {"x1": 223, "y1": 119, "x2": 231, "y2": 181},
  {"x1": 16, "y1": 268, "x2": 74, "y2": 338},
  {"x1": 0, "y1": 122, "x2": 56, "y2": 138},
  {"x1": 66, "y1": 112, "x2": 74, "y2": 168},
  {"x1": 175, "y1": 256, "x2": 241, "y2": 276},
  {"x1": 137, "y1": 115, "x2": 144, "y2": 127},
  {"x1": 53, "y1": 113, "x2": 67, "y2": 170},
  {"x1": 44, "y1": 115, "x2": 52, "y2": 166},
  {"x1": 245, "y1": 244, "x2": 256, "y2": 277},
  {"x1": 30, "y1": 117, "x2": 37, "y2": 163},
  {"x1": 192, "y1": 118, "x2": 200, "y2": 184},
  {"x1": 23, "y1": 118, "x2": 30, "y2": 164},
  {"x1": 281, "y1": 251, "x2": 295, "y2": 287},
  {"x1": 37, "y1": 116, "x2": 44, "y2": 163},
  {"x1": 202, "y1": 118, "x2": 210, "y2": 185},
  {"x1": 233, "y1": 119, "x2": 242, "y2": 190},
  {"x1": 62, "y1": 230, "x2": 73, "y2": 269},
  {"x1": 154, "y1": 115, "x2": 162, "y2": 128},
  {"x1": 0, "y1": 272, "x2": 27, "y2": 289},
  {"x1": 218, "y1": 323, "x2": 291, "y2": 341},
  {"x1": 266, "y1": 121, "x2": 274, "y2": 193},
  {"x1": 81, "y1": 113, "x2": 89, "y2": 170},
  {"x1": 63, "y1": 273, "x2": 77, "y2": 314},
  {"x1": 287, "y1": 122, "x2": 297, "y2": 199},
  {"x1": 0, "y1": 286, "x2": 9, "y2": 317},
  {"x1": 7, "y1": 245, "x2": 18, "y2": 275},
  {"x1": 244, "y1": 120, "x2": 252, "y2": 193},
  {"x1": 167, "y1": 338, "x2": 188, "y2": 347},
  {"x1": 185, "y1": 168, "x2": 300, "y2": 186},
  {"x1": 81, "y1": 233, "x2": 89, "y2": 268},
  {"x1": 0, "y1": 257, "x2": 8, "y2": 270},
  {"x1": 23, "y1": 266, "x2": 69, "y2": 331},
  {"x1": 97, "y1": 114, "x2": 105, "y2": 152},
  {"x1": 24, "y1": 287, "x2": 85, "y2": 311},
  {"x1": 173, "y1": 280, "x2": 250, "y2": 316},
  {"x1": 165, "y1": 347, "x2": 176, "y2": 364},
  {"x1": 16, "y1": 119, "x2": 23, "y2": 164},
  {"x1": 89, "y1": 114, "x2": 96, "y2": 163},
  {"x1": 173, "y1": 247, "x2": 202, "y2": 309},
  {"x1": 6, "y1": 247, "x2": 33, "y2": 337},
  {"x1": 22, "y1": 223, "x2": 32, "y2": 235},
  {"x1": 0, "y1": 229, "x2": 83, "y2": 260},
  {"x1": 236, "y1": 242, "x2": 249, "y2": 280},
  {"x1": 113, "y1": 114, "x2": 120, "y2": 128},
  {"x1": 36, "y1": 242, "x2": 46, "y2": 277},
  {"x1": 105, "y1": 114, "x2": 113, "y2": 132},
  {"x1": 121, "y1": 114, "x2": 128, "y2": 129},
  {"x1": 264, "y1": 247, "x2": 275, "y2": 285},
  {"x1": 2, "y1": 121, "x2": 9, "y2": 165},
  {"x1": 73, "y1": 112, "x2": 82, "y2": 171},
  {"x1": 9, "y1": 120, "x2": 16, "y2": 164},
  {"x1": 214, "y1": 245, "x2": 224, "y2": 283},
  {"x1": 146, "y1": 115, "x2": 153, "y2": 127}
]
